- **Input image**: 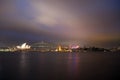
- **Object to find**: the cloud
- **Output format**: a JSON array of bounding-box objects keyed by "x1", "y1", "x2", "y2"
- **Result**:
[{"x1": 0, "y1": 0, "x2": 119, "y2": 46}]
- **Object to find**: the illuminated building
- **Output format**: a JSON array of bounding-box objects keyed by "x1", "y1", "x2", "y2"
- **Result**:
[
  {"x1": 55, "y1": 45, "x2": 72, "y2": 52},
  {"x1": 69, "y1": 45, "x2": 80, "y2": 49},
  {"x1": 16, "y1": 43, "x2": 31, "y2": 50},
  {"x1": 55, "y1": 45, "x2": 62, "y2": 52},
  {"x1": 0, "y1": 47, "x2": 16, "y2": 52}
]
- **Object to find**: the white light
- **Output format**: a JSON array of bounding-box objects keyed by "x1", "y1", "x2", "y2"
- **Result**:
[
  {"x1": 16, "y1": 43, "x2": 31, "y2": 50},
  {"x1": 71, "y1": 45, "x2": 80, "y2": 49}
]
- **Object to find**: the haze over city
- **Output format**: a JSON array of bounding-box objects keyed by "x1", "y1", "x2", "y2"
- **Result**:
[
  {"x1": 0, "y1": 0, "x2": 120, "y2": 48},
  {"x1": 0, "y1": 1, "x2": 120, "y2": 80}
]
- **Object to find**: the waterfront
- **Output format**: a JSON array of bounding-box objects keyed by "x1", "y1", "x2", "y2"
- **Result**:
[{"x1": 0, "y1": 52, "x2": 120, "y2": 80}]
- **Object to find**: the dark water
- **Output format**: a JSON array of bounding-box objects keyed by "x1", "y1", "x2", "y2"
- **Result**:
[{"x1": 0, "y1": 52, "x2": 120, "y2": 80}]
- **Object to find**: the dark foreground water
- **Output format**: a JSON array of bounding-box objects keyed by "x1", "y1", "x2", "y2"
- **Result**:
[{"x1": 0, "y1": 52, "x2": 120, "y2": 80}]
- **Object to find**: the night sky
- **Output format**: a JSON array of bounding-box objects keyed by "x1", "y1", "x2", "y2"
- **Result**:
[{"x1": 0, "y1": 0, "x2": 120, "y2": 47}]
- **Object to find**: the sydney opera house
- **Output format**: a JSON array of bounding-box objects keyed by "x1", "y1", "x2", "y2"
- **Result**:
[{"x1": 16, "y1": 43, "x2": 31, "y2": 50}]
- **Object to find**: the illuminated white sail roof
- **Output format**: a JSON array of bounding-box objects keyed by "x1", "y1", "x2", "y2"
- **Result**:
[{"x1": 16, "y1": 43, "x2": 31, "y2": 50}]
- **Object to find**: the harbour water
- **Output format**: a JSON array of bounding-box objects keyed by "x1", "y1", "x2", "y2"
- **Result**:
[{"x1": 0, "y1": 52, "x2": 120, "y2": 80}]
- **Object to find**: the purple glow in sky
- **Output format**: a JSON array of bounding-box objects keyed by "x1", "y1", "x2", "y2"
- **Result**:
[{"x1": 0, "y1": 0, "x2": 120, "y2": 47}]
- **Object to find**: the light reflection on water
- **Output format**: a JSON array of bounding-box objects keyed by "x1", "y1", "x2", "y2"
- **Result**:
[
  {"x1": 0, "y1": 52, "x2": 120, "y2": 80},
  {"x1": 67, "y1": 53, "x2": 80, "y2": 78},
  {"x1": 20, "y1": 53, "x2": 26, "y2": 68},
  {"x1": 19, "y1": 53, "x2": 28, "y2": 80}
]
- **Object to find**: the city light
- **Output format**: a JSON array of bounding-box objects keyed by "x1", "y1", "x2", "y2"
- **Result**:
[
  {"x1": 16, "y1": 43, "x2": 31, "y2": 50},
  {"x1": 70, "y1": 45, "x2": 80, "y2": 49},
  {"x1": 55, "y1": 46, "x2": 62, "y2": 52}
]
